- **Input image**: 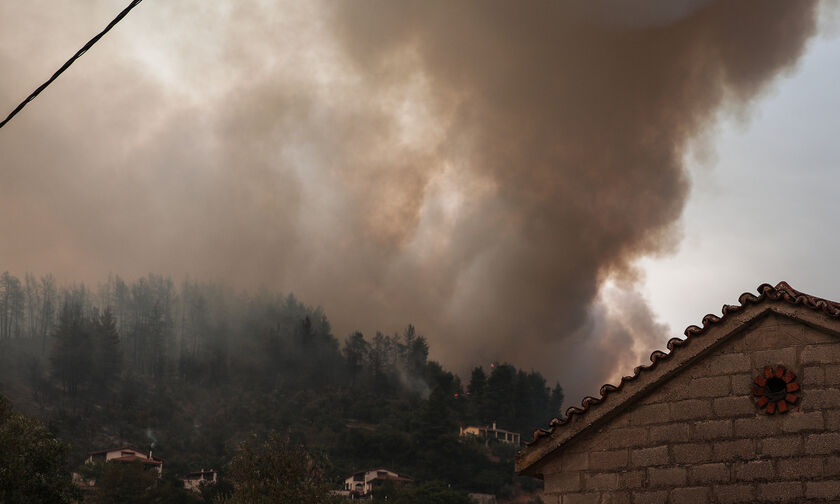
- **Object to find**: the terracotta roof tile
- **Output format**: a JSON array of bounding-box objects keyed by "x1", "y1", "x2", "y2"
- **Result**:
[{"x1": 111, "y1": 455, "x2": 163, "y2": 465}]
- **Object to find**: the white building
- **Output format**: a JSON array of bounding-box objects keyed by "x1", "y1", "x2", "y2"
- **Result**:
[
  {"x1": 85, "y1": 446, "x2": 164, "y2": 476},
  {"x1": 343, "y1": 468, "x2": 412, "y2": 496},
  {"x1": 182, "y1": 469, "x2": 218, "y2": 492},
  {"x1": 459, "y1": 422, "x2": 521, "y2": 446}
]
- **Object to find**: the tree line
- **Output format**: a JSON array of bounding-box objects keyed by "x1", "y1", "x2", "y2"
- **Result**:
[{"x1": 0, "y1": 269, "x2": 564, "y2": 500}]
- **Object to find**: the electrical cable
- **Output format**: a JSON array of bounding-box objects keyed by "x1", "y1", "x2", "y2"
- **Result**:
[{"x1": 0, "y1": 0, "x2": 144, "y2": 130}]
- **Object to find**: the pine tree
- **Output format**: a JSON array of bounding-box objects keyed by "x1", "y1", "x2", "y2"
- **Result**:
[
  {"x1": 548, "y1": 382, "x2": 565, "y2": 420},
  {"x1": 93, "y1": 307, "x2": 122, "y2": 392},
  {"x1": 343, "y1": 332, "x2": 369, "y2": 388},
  {"x1": 49, "y1": 299, "x2": 92, "y2": 395},
  {"x1": 467, "y1": 366, "x2": 487, "y2": 423}
]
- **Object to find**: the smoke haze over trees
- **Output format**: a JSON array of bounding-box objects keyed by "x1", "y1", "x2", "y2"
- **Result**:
[
  {"x1": 0, "y1": 269, "x2": 559, "y2": 498},
  {"x1": 0, "y1": 1, "x2": 823, "y2": 399}
]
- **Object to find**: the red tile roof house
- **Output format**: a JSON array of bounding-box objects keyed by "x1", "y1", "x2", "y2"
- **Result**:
[
  {"x1": 86, "y1": 446, "x2": 164, "y2": 477},
  {"x1": 516, "y1": 282, "x2": 840, "y2": 504},
  {"x1": 342, "y1": 467, "x2": 413, "y2": 497}
]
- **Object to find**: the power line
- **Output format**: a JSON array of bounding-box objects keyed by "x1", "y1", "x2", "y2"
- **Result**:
[{"x1": 0, "y1": 0, "x2": 144, "y2": 130}]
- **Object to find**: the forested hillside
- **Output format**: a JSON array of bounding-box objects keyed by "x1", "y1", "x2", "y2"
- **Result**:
[{"x1": 0, "y1": 271, "x2": 562, "y2": 500}]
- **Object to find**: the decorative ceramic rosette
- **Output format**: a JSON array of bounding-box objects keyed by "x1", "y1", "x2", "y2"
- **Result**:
[{"x1": 753, "y1": 365, "x2": 799, "y2": 414}]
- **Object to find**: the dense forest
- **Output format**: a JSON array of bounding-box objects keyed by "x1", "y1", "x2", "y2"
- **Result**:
[{"x1": 0, "y1": 271, "x2": 563, "y2": 502}]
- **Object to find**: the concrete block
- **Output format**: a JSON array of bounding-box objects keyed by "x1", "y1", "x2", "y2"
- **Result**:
[
  {"x1": 601, "y1": 491, "x2": 630, "y2": 504},
  {"x1": 649, "y1": 423, "x2": 688, "y2": 444},
  {"x1": 564, "y1": 451, "x2": 589, "y2": 471},
  {"x1": 712, "y1": 396, "x2": 755, "y2": 417},
  {"x1": 584, "y1": 472, "x2": 619, "y2": 491},
  {"x1": 757, "y1": 481, "x2": 803, "y2": 502},
  {"x1": 669, "y1": 486, "x2": 710, "y2": 504},
  {"x1": 607, "y1": 427, "x2": 648, "y2": 449},
  {"x1": 630, "y1": 490, "x2": 667, "y2": 504},
  {"x1": 713, "y1": 484, "x2": 755, "y2": 504},
  {"x1": 629, "y1": 403, "x2": 670, "y2": 426},
  {"x1": 776, "y1": 457, "x2": 822, "y2": 479},
  {"x1": 802, "y1": 366, "x2": 825, "y2": 386},
  {"x1": 801, "y1": 388, "x2": 840, "y2": 410},
  {"x1": 708, "y1": 353, "x2": 752, "y2": 375},
  {"x1": 648, "y1": 467, "x2": 686, "y2": 488},
  {"x1": 743, "y1": 317, "x2": 805, "y2": 350},
  {"x1": 562, "y1": 493, "x2": 600, "y2": 504},
  {"x1": 590, "y1": 450, "x2": 628, "y2": 471},
  {"x1": 713, "y1": 439, "x2": 755, "y2": 461},
  {"x1": 750, "y1": 347, "x2": 797, "y2": 369},
  {"x1": 801, "y1": 344, "x2": 840, "y2": 365},
  {"x1": 805, "y1": 432, "x2": 840, "y2": 454},
  {"x1": 780, "y1": 411, "x2": 824, "y2": 432},
  {"x1": 826, "y1": 409, "x2": 840, "y2": 430},
  {"x1": 692, "y1": 419, "x2": 733, "y2": 440},
  {"x1": 545, "y1": 471, "x2": 581, "y2": 493},
  {"x1": 733, "y1": 416, "x2": 782, "y2": 438},
  {"x1": 688, "y1": 376, "x2": 730, "y2": 398},
  {"x1": 688, "y1": 463, "x2": 730, "y2": 484},
  {"x1": 759, "y1": 436, "x2": 803, "y2": 457},
  {"x1": 826, "y1": 365, "x2": 840, "y2": 386},
  {"x1": 630, "y1": 445, "x2": 669, "y2": 467},
  {"x1": 619, "y1": 470, "x2": 645, "y2": 489},
  {"x1": 825, "y1": 456, "x2": 840, "y2": 477},
  {"x1": 670, "y1": 399, "x2": 712, "y2": 421},
  {"x1": 672, "y1": 443, "x2": 712, "y2": 464},
  {"x1": 734, "y1": 460, "x2": 774, "y2": 481},
  {"x1": 729, "y1": 373, "x2": 754, "y2": 395},
  {"x1": 805, "y1": 480, "x2": 840, "y2": 500}
]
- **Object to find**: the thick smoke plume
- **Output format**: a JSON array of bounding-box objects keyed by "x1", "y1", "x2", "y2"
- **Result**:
[{"x1": 0, "y1": 1, "x2": 819, "y2": 400}]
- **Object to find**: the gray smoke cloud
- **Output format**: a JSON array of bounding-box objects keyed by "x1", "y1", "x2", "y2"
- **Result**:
[{"x1": 0, "y1": 1, "x2": 820, "y2": 400}]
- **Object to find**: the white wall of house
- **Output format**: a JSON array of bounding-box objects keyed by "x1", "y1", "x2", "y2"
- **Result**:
[{"x1": 344, "y1": 468, "x2": 404, "y2": 494}]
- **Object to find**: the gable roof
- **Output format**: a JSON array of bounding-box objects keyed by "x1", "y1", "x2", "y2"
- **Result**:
[
  {"x1": 516, "y1": 281, "x2": 840, "y2": 476},
  {"x1": 111, "y1": 455, "x2": 163, "y2": 465},
  {"x1": 347, "y1": 467, "x2": 408, "y2": 478},
  {"x1": 87, "y1": 447, "x2": 164, "y2": 462},
  {"x1": 88, "y1": 446, "x2": 136, "y2": 456}
]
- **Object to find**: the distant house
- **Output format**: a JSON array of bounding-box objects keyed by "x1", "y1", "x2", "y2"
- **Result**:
[
  {"x1": 468, "y1": 493, "x2": 497, "y2": 504},
  {"x1": 460, "y1": 422, "x2": 521, "y2": 446},
  {"x1": 343, "y1": 468, "x2": 412, "y2": 496},
  {"x1": 182, "y1": 469, "x2": 218, "y2": 492},
  {"x1": 86, "y1": 447, "x2": 163, "y2": 476}
]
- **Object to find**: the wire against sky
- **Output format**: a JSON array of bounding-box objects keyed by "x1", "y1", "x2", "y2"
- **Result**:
[{"x1": 0, "y1": 0, "x2": 144, "y2": 130}]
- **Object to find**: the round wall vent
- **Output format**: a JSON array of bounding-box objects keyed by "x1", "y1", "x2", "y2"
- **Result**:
[{"x1": 753, "y1": 365, "x2": 799, "y2": 414}]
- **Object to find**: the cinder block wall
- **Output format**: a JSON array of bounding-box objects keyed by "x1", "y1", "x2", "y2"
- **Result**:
[{"x1": 541, "y1": 313, "x2": 840, "y2": 504}]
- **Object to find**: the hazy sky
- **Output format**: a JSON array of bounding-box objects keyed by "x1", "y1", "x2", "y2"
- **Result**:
[
  {"x1": 1, "y1": 1, "x2": 838, "y2": 402},
  {"x1": 641, "y1": 24, "x2": 840, "y2": 335}
]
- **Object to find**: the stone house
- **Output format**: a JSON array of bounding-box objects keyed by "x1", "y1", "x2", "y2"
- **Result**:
[{"x1": 516, "y1": 282, "x2": 840, "y2": 503}]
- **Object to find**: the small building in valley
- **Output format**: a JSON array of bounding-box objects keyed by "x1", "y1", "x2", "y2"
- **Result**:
[
  {"x1": 182, "y1": 469, "x2": 218, "y2": 492},
  {"x1": 86, "y1": 446, "x2": 164, "y2": 476},
  {"x1": 516, "y1": 282, "x2": 840, "y2": 503},
  {"x1": 460, "y1": 422, "x2": 521, "y2": 446},
  {"x1": 343, "y1": 468, "x2": 412, "y2": 496},
  {"x1": 468, "y1": 492, "x2": 498, "y2": 504}
]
